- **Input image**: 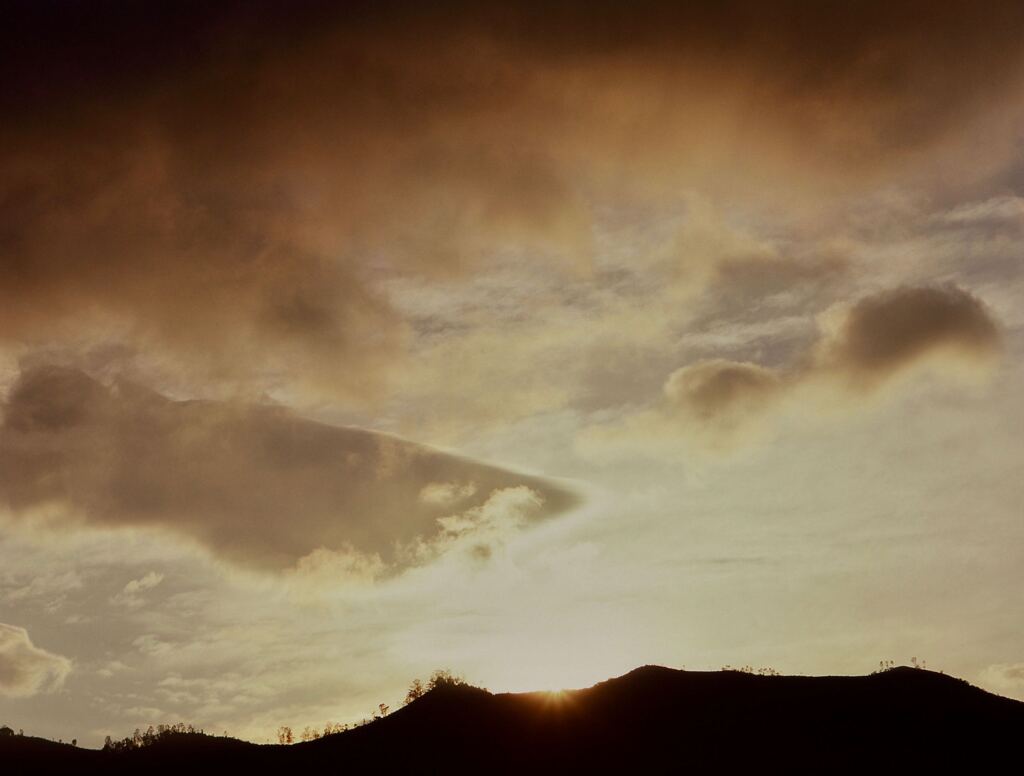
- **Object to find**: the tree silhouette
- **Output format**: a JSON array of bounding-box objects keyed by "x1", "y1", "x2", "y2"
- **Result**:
[
  {"x1": 404, "y1": 669, "x2": 469, "y2": 706},
  {"x1": 101, "y1": 722, "x2": 207, "y2": 752},
  {"x1": 426, "y1": 669, "x2": 466, "y2": 690},
  {"x1": 404, "y1": 678, "x2": 426, "y2": 705}
]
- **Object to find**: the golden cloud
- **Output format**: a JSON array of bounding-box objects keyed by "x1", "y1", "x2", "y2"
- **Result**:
[
  {"x1": 0, "y1": 623, "x2": 72, "y2": 698},
  {"x1": 0, "y1": 366, "x2": 579, "y2": 571}
]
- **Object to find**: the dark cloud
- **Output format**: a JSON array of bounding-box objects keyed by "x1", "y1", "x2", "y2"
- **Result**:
[
  {"x1": 1, "y1": 2, "x2": 1022, "y2": 397},
  {"x1": 664, "y1": 360, "x2": 783, "y2": 425},
  {"x1": 580, "y1": 284, "x2": 1001, "y2": 455},
  {"x1": 819, "y1": 286, "x2": 1001, "y2": 389},
  {"x1": 0, "y1": 623, "x2": 71, "y2": 698},
  {"x1": 0, "y1": 366, "x2": 579, "y2": 571}
]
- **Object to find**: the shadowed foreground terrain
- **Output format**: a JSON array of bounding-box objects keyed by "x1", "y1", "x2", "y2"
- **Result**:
[{"x1": 4, "y1": 666, "x2": 1022, "y2": 773}]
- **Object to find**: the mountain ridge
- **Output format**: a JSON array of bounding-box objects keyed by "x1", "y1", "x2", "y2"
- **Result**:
[{"x1": 3, "y1": 664, "x2": 1021, "y2": 773}]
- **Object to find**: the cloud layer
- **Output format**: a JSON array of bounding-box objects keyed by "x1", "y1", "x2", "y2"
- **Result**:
[
  {"x1": 0, "y1": 623, "x2": 71, "y2": 698},
  {"x1": 2, "y1": 1, "x2": 1022, "y2": 399},
  {"x1": 0, "y1": 366, "x2": 579, "y2": 571}
]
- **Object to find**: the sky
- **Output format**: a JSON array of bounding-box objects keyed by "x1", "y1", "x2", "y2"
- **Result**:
[{"x1": 1, "y1": 0, "x2": 1023, "y2": 746}]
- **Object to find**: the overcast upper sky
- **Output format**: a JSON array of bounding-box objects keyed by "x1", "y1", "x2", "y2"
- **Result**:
[{"x1": 1, "y1": 0, "x2": 1023, "y2": 745}]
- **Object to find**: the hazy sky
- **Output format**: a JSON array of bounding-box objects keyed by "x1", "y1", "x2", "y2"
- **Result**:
[{"x1": 2, "y1": 1, "x2": 1023, "y2": 745}]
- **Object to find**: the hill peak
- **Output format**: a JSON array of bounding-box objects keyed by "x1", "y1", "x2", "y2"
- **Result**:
[{"x1": 3, "y1": 665, "x2": 1021, "y2": 773}]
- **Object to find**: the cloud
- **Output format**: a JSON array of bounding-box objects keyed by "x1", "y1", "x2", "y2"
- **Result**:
[
  {"x1": 286, "y1": 547, "x2": 386, "y2": 588},
  {"x1": 0, "y1": 623, "x2": 72, "y2": 698},
  {"x1": 940, "y1": 195, "x2": 1024, "y2": 227},
  {"x1": 577, "y1": 361, "x2": 787, "y2": 457},
  {"x1": 2, "y1": 569, "x2": 83, "y2": 606},
  {"x1": 122, "y1": 571, "x2": 165, "y2": 595},
  {"x1": 578, "y1": 285, "x2": 1001, "y2": 457},
  {"x1": 815, "y1": 286, "x2": 1001, "y2": 391},
  {"x1": 0, "y1": 365, "x2": 579, "y2": 572},
  {"x1": 1, "y1": 2, "x2": 1022, "y2": 400},
  {"x1": 404, "y1": 486, "x2": 546, "y2": 566},
  {"x1": 418, "y1": 482, "x2": 478, "y2": 508},
  {"x1": 110, "y1": 571, "x2": 165, "y2": 608},
  {"x1": 663, "y1": 360, "x2": 784, "y2": 424}
]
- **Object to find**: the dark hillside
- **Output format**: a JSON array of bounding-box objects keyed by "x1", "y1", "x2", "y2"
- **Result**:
[{"x1": 3, "y1": 666, "x2": 1021, "y2": 774}]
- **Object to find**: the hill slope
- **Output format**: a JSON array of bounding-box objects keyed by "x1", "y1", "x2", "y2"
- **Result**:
[{"x1": 3, "y1": 666, "x2": 1021, "y2": 773}]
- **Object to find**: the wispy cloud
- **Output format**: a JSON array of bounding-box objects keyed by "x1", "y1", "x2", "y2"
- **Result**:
[{"x1": 0, "y1": 623, "x2": 72, "y2": 698}]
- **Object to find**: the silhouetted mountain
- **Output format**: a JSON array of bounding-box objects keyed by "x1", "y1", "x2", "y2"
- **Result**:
[{"x1": 4, "y1": 666, "x2": 1022, "y2": 773}]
